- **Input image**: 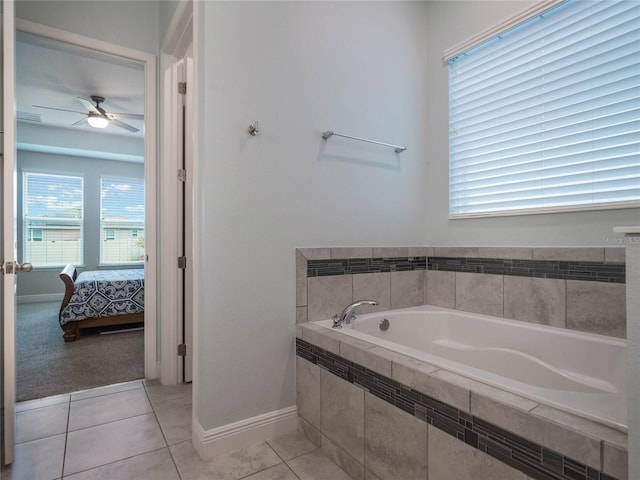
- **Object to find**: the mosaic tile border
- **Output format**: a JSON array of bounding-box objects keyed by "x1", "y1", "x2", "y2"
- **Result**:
[
  {"x1": 296, "y1": 338, "x2": 619, "y2": 480},
  {"x1": 306, "y1": 256, "x2": 625, "y2": 284},
  {"x1": 428, "y1": 257, "x2": 625, "y2": 284},
  {"x1": 307, "y1": 257, "x2": 426, "y2": 277}
]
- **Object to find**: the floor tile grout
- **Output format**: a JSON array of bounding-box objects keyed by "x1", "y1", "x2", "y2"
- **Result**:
[{"x1": 14, "y1": 381, "x2": 351, "y2": 480}]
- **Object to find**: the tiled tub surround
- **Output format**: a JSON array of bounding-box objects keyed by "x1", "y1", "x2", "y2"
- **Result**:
[
  {"x1": 295, "y1": 328, "x2": 628, "y2": 480},
  {"x1": 296, "y1": 246, "x2": 626, "y2": 337},
  {"x1": 295, "y1": 246, "x2": 627, "y2": 479}
]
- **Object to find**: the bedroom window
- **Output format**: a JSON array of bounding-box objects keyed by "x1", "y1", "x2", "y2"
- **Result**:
[
  {"x1": 447, "y1": 0, "x2": 640, "y2": 217},
  {"x1": 100, "y1": 177, "x2": 145, "y2": 264},
  {"x1": 23, "y1": 172, "x2": 84, "y2": 266}
]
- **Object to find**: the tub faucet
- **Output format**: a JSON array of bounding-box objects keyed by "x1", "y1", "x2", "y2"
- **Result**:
[{"x1": 333, "y1": 300, "x2": 378, "y2": 328}]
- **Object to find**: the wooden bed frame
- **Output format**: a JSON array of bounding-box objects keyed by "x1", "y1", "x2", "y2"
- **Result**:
[{"x1": 59, "y1": 264, "x2": 144, "y2": 342}]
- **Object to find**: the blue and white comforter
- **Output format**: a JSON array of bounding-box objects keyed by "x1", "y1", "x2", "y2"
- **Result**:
[{"x1": 60, "y1": 269, "x2": 145, "y2": 325}]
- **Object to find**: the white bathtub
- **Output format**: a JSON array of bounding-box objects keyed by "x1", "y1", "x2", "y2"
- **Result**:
[{"x1": 315, "y1": 304, "x2": 627, "y2": 431}]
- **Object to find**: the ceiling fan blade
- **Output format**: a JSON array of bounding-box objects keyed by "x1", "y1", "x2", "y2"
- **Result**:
[
  {"x1": 109, "y1": 118, "x2": 140, "y2": 133},
  {"x1": 71, "y1": 117, "x2": 88, "y2": 127},
  {"x1": 33, "y1": 105, "x2": 86, "y2": 114},
  {"x1": 77, "y1": 97, "x2": 101, "y2": 114},
  {"x1": 110, "y1": 112, "x2": 144, "y2": 120}
]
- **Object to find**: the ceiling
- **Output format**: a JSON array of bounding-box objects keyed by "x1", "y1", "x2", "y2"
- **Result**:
[{"x1": 16, "y1": 31, "x2": 145, "y2": 143}]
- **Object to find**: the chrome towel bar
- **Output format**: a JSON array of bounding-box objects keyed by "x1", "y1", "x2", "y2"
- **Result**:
[{"x1": 322, "y1": 131, "x2": 406, "y2": 153}]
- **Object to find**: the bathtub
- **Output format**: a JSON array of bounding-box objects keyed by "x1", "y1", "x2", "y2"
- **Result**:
[{"x1": 315, "y1": 304, "x2": 627, "y2": 431}]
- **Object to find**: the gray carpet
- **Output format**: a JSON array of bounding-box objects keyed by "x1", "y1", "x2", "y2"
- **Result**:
[{"x1": 16, "y1": 302, "x2": 144, "y2": 401}]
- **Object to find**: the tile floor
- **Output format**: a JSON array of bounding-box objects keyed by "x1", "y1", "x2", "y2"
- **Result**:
[{"x1": 3, "y1": 380, "x2": 353, "y2": 480}]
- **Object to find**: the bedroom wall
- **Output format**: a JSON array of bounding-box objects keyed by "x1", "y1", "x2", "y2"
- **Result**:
[
  {"x1": 423, "y1": 0, "x2": 639, "y2": 246},
  {"x1": 16, "y1": 150, "x2": 144, "y2": 300},
  {"x1": 193, "y1": 0, "x2": 428, "y2": 437}
]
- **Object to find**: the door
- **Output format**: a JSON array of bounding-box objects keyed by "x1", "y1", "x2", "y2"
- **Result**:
[{"x1": 2, "y1": 0, "x2": 16, "y2": 464}]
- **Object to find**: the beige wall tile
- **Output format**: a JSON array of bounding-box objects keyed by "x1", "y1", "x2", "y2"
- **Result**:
[
  {"x1": 603, "y1": 441, "x2": 628, "y2": 480},
  {"x1": 296, "y1": 306, "x2": 308, "y2": 325},
  {"x1": 471, "y1": 395, "x2": 601, "y2": 469},
  {"x1": 320, "y1": 370, "x2": 365, "y2": 463},
  {"x1": 566, "y1": 281, "x2": 626, "y2": 337},
  {"x1": 296, "y1": 357, "x2": 321, "y2": 429},
  {"x1": 428, "y1": 426, "x2": 528, "y2": 480},
  {"x1": 439, "y1": 371, "x2": 538, "y2": 412},
  {"x1": 353, "y1": 272, "x2": 391, "y2": 313},
  {"x1": 364, "y1": 392, "x2": 428, "y2": 480},
  {"x1": 331, "y1": 247, "x2": 373, "y2": 259},
  {"x1": 532, "y1": 247, "x2": 604, "y2": 262},
  {"x1": 339, "y1": 342, "x2": 392, "y2": 378},
  {"x1": 297, "y1": 248, "x2": 331, "y2": 260},
  {"x1": 391, "y1": 355, "x2": 439, "y2": 387},
  {"x1": 605, "y1": 247, "x2": 626, "y2": 264},
  {"x1": 476, "y1": 247, "x2": 533, "y2": 259},
  {"x1": 530, "y1": 405, "x2": 626, "y2": 449},
  {"x1": 307, "y1": 275, "x2": 353, "y2": 322},
  {"x1": 426, "y1": 270, "x2": 455, "y2": 308},
  {"x1": 503, "y1": 276, "x2": 566, "y2": 328},
  {"x1": 455, "y1": 272, "x2": 503, "y2": 317},
  {"x1": 372, "y1": 247, "x2": 409, "y2": 258},
  {"x1": 390, "y1": 270, "x2": 425, "y2": 309},
  {"x1": 296, "y1": 251, "x2": 308, "y2": 307}
]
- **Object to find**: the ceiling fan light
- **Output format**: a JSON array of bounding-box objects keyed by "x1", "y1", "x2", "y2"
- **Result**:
[{"x1": 87, "y1": 115, "x2": 108, "y2": 129}]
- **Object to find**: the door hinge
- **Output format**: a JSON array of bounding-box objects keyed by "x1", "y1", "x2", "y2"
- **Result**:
[
  {"x1": 178, "y1": 256, "x2": 187, "y2": 269},
  {"x1": 178, "y1": 82, "x2": 187, "y2": 95},
  {"x1": 178, "y1": 169, "x2": 186, "y2": 182},
  {"x1": 178, "y1": 343, "x2": 187, "y2": 356}
]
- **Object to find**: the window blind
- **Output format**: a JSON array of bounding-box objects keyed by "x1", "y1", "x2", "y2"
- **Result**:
[
  {"x1": 448, "y1": 0, "x2": 640, "y2": 217},
  {"x1": 23, "y1": 172, "x2": 83, "y2": 265},
  {"x1": 100, "y1": 178, "x2": 145, "y2": 264}
]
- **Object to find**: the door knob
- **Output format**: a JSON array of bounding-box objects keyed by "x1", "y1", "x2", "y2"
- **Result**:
[{"x1": 15, "y1": 262, "x2": 33, "y2": 273}]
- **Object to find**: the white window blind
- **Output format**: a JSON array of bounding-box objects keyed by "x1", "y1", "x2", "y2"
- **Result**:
[
  {"x1": 23, "y1": 172, "x2": 83, "y2": 266},
  {"x1": 448, "y1": 0, "x2": 640, "y2": 217},
  {"x1": 100, "y1": 178, "x2": 145, "y2": 264}
]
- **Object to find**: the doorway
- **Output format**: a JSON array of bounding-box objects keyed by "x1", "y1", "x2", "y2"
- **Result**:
[{"x1": 12, "y1": 21, "x2": 158, "y2": 397}]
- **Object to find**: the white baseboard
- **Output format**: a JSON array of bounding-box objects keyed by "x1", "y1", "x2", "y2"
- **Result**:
[
  {"x1": 193, "y1": 406, "x2": 298, "y2": 460},
  {"x1": 18, "y1": 293, "x2": 63, "y2": 304}
]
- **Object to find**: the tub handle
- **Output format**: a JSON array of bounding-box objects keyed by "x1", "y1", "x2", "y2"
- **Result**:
[{"x1": 332, "y1": 314, "x2": 342, "y2": 328}]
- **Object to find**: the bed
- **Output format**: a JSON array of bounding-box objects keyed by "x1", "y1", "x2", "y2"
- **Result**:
[{"x1": 58, "y1": 264, "x2": 145, "y2": 342}]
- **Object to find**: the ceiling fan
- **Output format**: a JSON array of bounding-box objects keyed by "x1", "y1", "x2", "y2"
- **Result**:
[{"x1": 34, "y1": 95, "x2": 143, "y2": 133}]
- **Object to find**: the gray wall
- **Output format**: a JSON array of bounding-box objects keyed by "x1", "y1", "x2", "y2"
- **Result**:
[
  {"x1": 194, "y1": 1, "x2": 429, "y2": 431},
  {"x1": 15, "y1": 0, "x2": 160, "y2": 54},
  {"x1": 423, "y1": 1, "x2": 639, "y2": 247},
  {"x1": 17, "y1": 151, "x2": 144, "y2": 298}
]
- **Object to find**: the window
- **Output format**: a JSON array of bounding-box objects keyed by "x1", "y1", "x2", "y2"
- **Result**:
[
  {"x1": 448, "y1": 0, "x2": 640, "y2": 217},
  {"x1": 28, "y1": 228, "x2": 43, "y2": 242},
  {"x1": 23, "y1": 172, "x2": 83, "y2": 266},
  {"x1": 100, "y1": 178, "x2": 145, "y2": 264}
]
